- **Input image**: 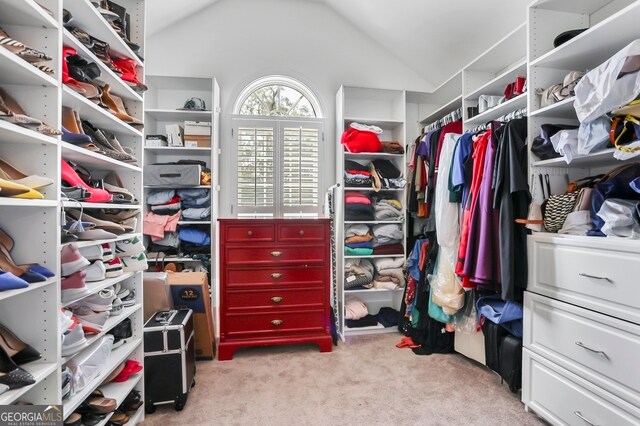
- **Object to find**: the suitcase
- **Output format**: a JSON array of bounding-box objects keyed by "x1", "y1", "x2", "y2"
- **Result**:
[
  {"x1": 143, "y1": 309, "x2": 196, "y2": 413},
  {"x1": 498, "y1": 334, "x2": 523, "y2": 393},
  {"x1": 482, "y1": 320, "x2": 509, "y2": 373},
  {"x1": 144, "y1": 163, "x2": 202, "y2": 187}
]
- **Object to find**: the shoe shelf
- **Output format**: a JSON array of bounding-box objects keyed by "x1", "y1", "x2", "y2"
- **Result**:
[
  {"x1": 145, "y1": 108, "x2": 212, "y2": 121},
  {"x1": 63, "y1": 29, "x2": 143, "y2": 104},
  {"x1": 62, "y1": 87, "x2": 143, "y2": 138},
  {"x1": 0, "y1": 47, "x2": 59, "y2": 88},
  {"x1": 465, "y1": 92, "x2": 527, "y2": 126},
  {"x1": 100, "y1": 372, "x2": 142, "y2": 410},
  {"x1": 63, "y1": 337, "x2": 142, "y2": 419},
  {"x1": 0, "y1": 0, "x2": 59, "y2": 30},
  {"x1": 61, "y1": 141, "x2": 142, "y2": 173},
  {"x1": 63, "y1": 201, "x2": 143, "y2": 210},
  {"x1": 144, "y1": 146, "x2": 212, "y2": 154},
  {"x1": 464, "y1": 58, "x2": 527, "y2": 101},
  {"x1": 62, "y1": 303, "x2": 142, "y2": 365},
  {"x1": 62, "y1": 272, "x2": 137, "y2": 308},
  {"x1": 127, "y1": 406, "x2": 144, "y2": 426},
  {"x1": 0, "y1": 277, "x2": 57, "y2": 303},
  {"x1": 0, "y1": 120, "x2": 59, "y2": 147},
  {"x1": 0, "y1": 361, "x2": 58, "y2": 405},
  {"x1": 146, "y1": 256, "x2": 206, "y2": 263},
  {"x1": 67, "y1": 233, "x2": 143, "y2": 249},
  {"x1": 63, "y1": 0, "x2": 144, "y2": 68},
  {"x1": 530, "y1": 96, "x2": 576, "y2": 119},
  {"x1": 0, "y1": 199, "x2": 58, "y2": 208},
  {"x1": 530, "y1": 1, "x2": 640, "y2": 70}
]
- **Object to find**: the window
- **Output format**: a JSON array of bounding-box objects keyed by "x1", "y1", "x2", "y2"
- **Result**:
[{"x1": 232, "y1": 76, "x2": 324, "y2": 218}]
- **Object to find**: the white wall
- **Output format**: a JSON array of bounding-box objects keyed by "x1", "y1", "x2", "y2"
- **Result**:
[{"x1": 146, "y1": 0, "x2": 433, "y2": 216}]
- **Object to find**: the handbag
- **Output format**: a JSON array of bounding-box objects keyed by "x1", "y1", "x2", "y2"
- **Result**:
[
  {"x1": 542, "y1": 175, "x2": 603, "y2": 233},
  {"x1": 610, "y1": 114, "x2": 640, "y2": 153},
  {"x1": 589, "y1": 163, "x2": 640, "y2": 236}
]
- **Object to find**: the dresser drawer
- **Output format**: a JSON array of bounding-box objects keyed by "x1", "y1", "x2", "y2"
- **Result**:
[
  {"x1": 225, "y1": 245, "x2": 326, "y2": 265},
  {"x1": 226, "y1": 265, "x2": 325, "y2": 287},
  {"x1": 225, "y1": 224, "x2": 275, "y2": 242},
  {"x1": 528, "y1": 234, "x2": 640, "y2": 324},
  {"x1": 226, "y1": 287, "x2": 324, "y2": 310},
  {"x1": 525, "y1": 292, "x2": 640, "y2": 406},
  {"x1": 523, "y1": 350, "x2": 640, "y2": 425},
  {"x1": 225, "y1": 310, "x2": 326, "y2": 337},
  {"x1": 277, "y1": 223, "x2": 326, "y2": 242}
]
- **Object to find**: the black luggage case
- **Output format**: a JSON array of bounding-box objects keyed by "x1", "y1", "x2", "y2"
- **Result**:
[{"x1": 144, "y1": 309, "x2": 196, "y2": 413}]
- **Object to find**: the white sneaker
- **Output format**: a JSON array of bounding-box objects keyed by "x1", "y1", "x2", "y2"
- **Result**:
[
  {"x1": 102, "y1": 243, "x2": 114, "y2": 262},
  {"x1": 62, "y1": 324, "x2": 87, "y2": 356},
  {"x1": 78, "y1": 245, "x2": 104, "y2": 262},
  {"x1": 115, "y1": 236, "x2": 145, "y2": 257},
  {"x1": 105, "y1": 258, "x2": 123, "y2": 278},
  {"x1": 72, "y1": 306, "x2": 109, "y2": 334},
  {"x1": 120, "y1": 253, "x2": 147, "y2": 272},
  {"x1": 109, "y1": 297, "x2": 123, "y2": 316},
  {"x1": 83, "y1": 261, "x2": 106, "y2": 282},
  {"x1": 73, "y1": 288, "x2": 114, "y2": 312},
  {"x1": 121, "y1": 290, "x2": 136, "y2": 307}
]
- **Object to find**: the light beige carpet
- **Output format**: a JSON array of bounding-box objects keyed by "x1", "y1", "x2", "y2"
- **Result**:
[{"x1": 141, "y1": 333, "x2": 546, "y2": 426}]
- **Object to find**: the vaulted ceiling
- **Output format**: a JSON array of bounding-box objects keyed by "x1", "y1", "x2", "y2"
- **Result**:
[{"x1": 146, "y1": 0, "x2": 530, "y2": 89}]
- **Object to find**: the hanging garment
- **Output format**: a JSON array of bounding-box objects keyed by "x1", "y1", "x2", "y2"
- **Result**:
[
  {"x1": 492, "y1": 117, "x2": 530, "y2": 302},
  {"x1": 448, "y1": 132, "x2": 474, "y2": 206}
]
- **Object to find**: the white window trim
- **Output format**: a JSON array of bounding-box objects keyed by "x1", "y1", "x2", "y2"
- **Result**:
[
  {"x1": 231, "y1": 115, "x2": 324, "y2": 218},
  {"x1": 232, "y1": 75, "x2": 324, "y2": 118}
]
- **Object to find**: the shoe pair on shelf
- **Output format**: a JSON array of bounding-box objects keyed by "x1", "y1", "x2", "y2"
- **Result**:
[
  {"x1": 0, "y1": 227, "x2": 54, "y2": 290},
  {"x1": 0, "y1": 87, "x2": 61, "y2": 136},
  {"x1": 0, "y1": 156, "x2": 54, "y2": 200},
  {"x1": 0, "y1": 323, "x2": 41, "y2": 394},
  {"x1": 0, "y1": 26, "x2": 54, "y2": 75},
  {"x1": 60, "y1": 310, "x2": 87, "y2": 357}
]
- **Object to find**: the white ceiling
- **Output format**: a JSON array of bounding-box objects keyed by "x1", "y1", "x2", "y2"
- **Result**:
[{"x1": 146, "y1": 0, "x2": 530, "y2": 89}]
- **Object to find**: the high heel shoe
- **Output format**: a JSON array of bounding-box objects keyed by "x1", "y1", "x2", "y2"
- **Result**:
[
  {"x1": 99, "y1": 85, "x2": 143, "y2": 126},
  {"x1": 112, "y1": 58, "x2": 147, "y2": 93},
  {"x1": 0, "y1": 271, "x2": 28, "y2": 292},
  {"x1": 61, "y1": 160, "x2": 112, "y2": 203},
  {"x1": 0, "y1": 157, "x2": 53, "y2": 189},
  {"x1": 62, "y1": 47, "x2": 88, "y2": 96},
  {"x1": 0, "y1": 249, "x2": 47, "y2": 283},
  {"x1": 0, "y1": 324, "x2": 41, "y2": 364},
  {"x1": 0, "y1": 179, "x2": 31, "y2": 198},
  {"x1": 0, "y1": 344, "x2": 36, "y2": 390},
  {"x1": 0, "y1": 88, "x2": 61, "y2": 136},
  {"x1": 0, "y1": 228, "x2": 54, "y2": 280}
]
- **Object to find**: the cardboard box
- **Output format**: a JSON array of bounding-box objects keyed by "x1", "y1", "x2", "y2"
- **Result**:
[
  {"x1": 167, "y1": 272, "x2": 215, "y2": 359},
  {"x1": 184, "y1": 121, "x2": 212, "y2": 136},
  {"x1": 184, "y1": 135, "x2": 211, "y2": 148},
  {"x1": 143, "y1": 272, "x2": 172, "y2": 322},
  {"x1": 165, "y1": 124, "x2": 184, "y2": 147},
  {"x1": 145, "y1": 134, "x2": 168, "y2": 147}
]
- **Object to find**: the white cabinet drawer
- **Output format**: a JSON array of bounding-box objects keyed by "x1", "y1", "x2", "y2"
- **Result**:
[
  {"x1": 524, "y1": 292, "x2": 640, "y2": 407},
  {"x1": 527, "y1": 234, "x2": 640, "y2": 324},
  {"x1": 523, "y1": 350, "x2": 640, "y2": 425}
]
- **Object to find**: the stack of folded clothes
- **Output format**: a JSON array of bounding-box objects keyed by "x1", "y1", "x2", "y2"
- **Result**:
[
  {"x1": 144, "y1": 189, "x2": 181, "y2": 255},
  {"x1": 345, "y1": 296, "x2": 378, "y2": 328},
  {"x1": 374, "y1": 198, "x2": 403, "y2": 221},
  {"x1": 178, "y1": 188, "x2": 211, "y2": 220},
  {"x1": 344, "y1": 191, "x2": 375, "y2": 221},
  {"x1": 344, "y1": 160, "x2": 372, "y2": 188},
  {"x1": 344, "y1": 224, "x2": 373, "y2": 255},
  {"x1": 372, "y1": 224, "x2": 404, "y2": 255},
  {"x1": 178, "y1": 226, "x2": 211, "y2": 255},
  {"x1": 344, "y1": 258, "x2": 374, "y2": 289},
  {"x1": 372, "y1": 257, "x2": 405, "y2": 289}
]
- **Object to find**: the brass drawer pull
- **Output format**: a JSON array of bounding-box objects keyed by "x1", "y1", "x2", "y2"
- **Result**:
[
  {"x1": 271, "y1": 296, "x2": 283, "y2": 303},
  {"x1": 299, "y1": 230, "x2": 305, "y2": 236},
  {"x1": 247, "y1": 230, "x2": 253, "y2": 236},
  {"x1": 271, "y1": 251, "x2": 282, "y2": 257},
  {"x1": 270, "y1": 273, "x2": 282, "y2": 279},
  {"x1": 271, "y1": 319, "x2": 283, "y2": 326}
]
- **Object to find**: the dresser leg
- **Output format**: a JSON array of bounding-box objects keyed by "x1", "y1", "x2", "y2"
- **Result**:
[
  {"x1": 317, "y1": 336, "x2": 333, "y2": 353},
  {"x1": 217, "y1": 344, "x2": 235, "y2": 361}
]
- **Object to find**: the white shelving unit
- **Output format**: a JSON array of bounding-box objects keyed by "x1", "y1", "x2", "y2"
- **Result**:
[
  {"x1": 143, "y1": 74, "x2": 220, "y2": 310},
  {"x1": 335, "y1": 86, "x2": 407, "y2": 339},
  {"x1": 0, "y1": 0, "x2": 146, "y2": 419},
  {"x1": 524, "y1": 1, "x2": 640, "y2": 424}
]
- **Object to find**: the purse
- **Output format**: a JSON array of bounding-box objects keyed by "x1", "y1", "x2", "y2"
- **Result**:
[
  {"x1": 610, "y1": 114, "x2": 640, "y2": 153},
  {"x1": 542, "y1": 175, "x2": 603, "y2": 233}
]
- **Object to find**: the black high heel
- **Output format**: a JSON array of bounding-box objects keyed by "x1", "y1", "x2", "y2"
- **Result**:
[
  {"x1": 0, "y1": 345, "x2": 35, "y2": 390},
  {"x1": 0, "y1": 324, "x2": 41, "y2": 364}
]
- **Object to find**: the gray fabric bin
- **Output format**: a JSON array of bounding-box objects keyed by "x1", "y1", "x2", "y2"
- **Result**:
[{"x1": 145, "y1": 164, "x2": 202, "y2": 186}]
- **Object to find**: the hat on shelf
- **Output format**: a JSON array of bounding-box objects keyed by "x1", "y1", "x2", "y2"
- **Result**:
[
  {"x1": 178, "y1": 97, "x2": 207, "y2": 111},
  {"x1": 553, "y1": 28, "x2": 588, "y2": 48}
]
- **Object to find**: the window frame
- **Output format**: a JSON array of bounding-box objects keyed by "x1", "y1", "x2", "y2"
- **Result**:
[{"x1": 231, "y1": 115, "x2": 325, "y2": 218}]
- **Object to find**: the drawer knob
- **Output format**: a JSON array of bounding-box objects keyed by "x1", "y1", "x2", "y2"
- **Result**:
[
  {"x1": 578, "y1": 272, "x2": 612, "y2": 283},
  {"x1": 247, "y1": 230, "x2": 253, "y2": 236},
  {"x1": 270, "y1": 273, "x2": 282, "y2": 279},
  {"x1": 299, "y1": 230, "x2": 305, "y2": 236},
  {"x1": 575, "y1": 341, "x2": 608, "y2": 358},
  {"x1": 574, "y1": 411, "x2": 600, "y2": 426},
  {"x1": 270, "y1": 251, "x2": 282, "y2": 257},
  {"x1": 271, "y1": 319, "x2": 283, "y2": 326},
  {"x1": 271, "y1": 296, "x2": 283, "y2": 303}
]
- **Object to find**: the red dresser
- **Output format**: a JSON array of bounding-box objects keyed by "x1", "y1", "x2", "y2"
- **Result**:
[{"x1": 218, "y1": 219, "x2": 333, "y2": 360}]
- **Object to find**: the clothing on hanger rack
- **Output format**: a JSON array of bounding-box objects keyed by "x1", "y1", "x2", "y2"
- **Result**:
[
  {"x1": 469, "y1": 107, "x2": 528, "y2": 133},
  {"x1": 424, "y1": 107, "x2": 463, "y2": 133}
]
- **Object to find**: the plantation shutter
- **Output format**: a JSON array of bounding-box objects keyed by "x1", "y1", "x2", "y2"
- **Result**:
[
  {"x1": 282, "y1": 125, "x2": 320, "y2": 208},
  {"x1": 236, "y1": 123, "x2": 275, "y2": 214}
]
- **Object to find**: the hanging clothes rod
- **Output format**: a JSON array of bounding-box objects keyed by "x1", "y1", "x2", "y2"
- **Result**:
[
  {"x1": 468, "y1": 107, "x2": 527, "y2": 133},
  {"x1": 423, "y1": 107, "x2": 462, "y2": 133}
]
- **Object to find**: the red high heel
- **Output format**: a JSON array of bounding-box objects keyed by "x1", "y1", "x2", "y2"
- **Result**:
[
  {"x1": 61, "y1": 160, "x2": 112, "y2": 203},
  {"x1": 112, "y1": 58, "x2": 147, "y2": 92}
]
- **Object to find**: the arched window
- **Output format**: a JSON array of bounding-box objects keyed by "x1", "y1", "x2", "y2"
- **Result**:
[{"x1": 232, "y1": 76, "x2": 324, "y2": 218}]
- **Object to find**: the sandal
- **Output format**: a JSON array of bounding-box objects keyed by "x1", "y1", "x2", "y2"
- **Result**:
[
  {"x1": 0, "y1": 27, "x2": 52, "y2": 63},
  {"x1": 31, "y1": 63, "x2": 54, "y2": 75}
]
